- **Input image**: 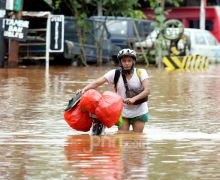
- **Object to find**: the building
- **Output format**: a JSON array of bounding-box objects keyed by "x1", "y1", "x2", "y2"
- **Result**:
[{"x1": 140, "y1": 0, "x2": 220, "y2": 42}]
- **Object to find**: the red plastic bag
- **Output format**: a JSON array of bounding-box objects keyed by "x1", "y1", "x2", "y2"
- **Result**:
[
  {"x1": 64, "y1": 104, "x2": 92, "y2": 132},
  {"x1": 95, "y1": 91, "x2": 123, "y2": 128},
  {"x1": 79, "y1": 89, "x2": 102, "y2": 114}
]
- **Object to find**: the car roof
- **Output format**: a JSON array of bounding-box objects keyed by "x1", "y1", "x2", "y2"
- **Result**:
[
  {"x1": 164, "y1": 27, "x2": 212, "y2": 37},
  {"x1": 183, "y1": 28, "x2": 216, "y2": 38},
  {"x1": 183, "y1": 28, "x2": 207, "y2": 32},
  {"x1": 90, "y1": 16, "x2": 153, "y2": 22}
]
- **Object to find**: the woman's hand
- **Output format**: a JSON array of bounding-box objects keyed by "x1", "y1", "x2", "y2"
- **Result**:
[
  {"x1": 123, "y1": 97, "x2": 136, "y2": 105},
  {"x1": 76, "y1": 88, "x2": 85, "y2": 94}
]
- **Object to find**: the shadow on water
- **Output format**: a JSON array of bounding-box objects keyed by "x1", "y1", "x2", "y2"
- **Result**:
[{"x1": 1, "y1": 64, "x2": 220, "y2": 179}]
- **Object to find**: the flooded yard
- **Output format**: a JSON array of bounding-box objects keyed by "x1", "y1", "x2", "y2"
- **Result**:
[{"x1": 0, "y1": 64, "x2": 220, "y2": 179}]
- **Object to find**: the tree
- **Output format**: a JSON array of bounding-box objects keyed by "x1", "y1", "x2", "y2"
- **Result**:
[
  {"x1": 147, "y1": 0, "x2": 182, "y2": 67},
  {"x1": 54, "y1": 0, "x2": 145, "y2": 66},
  {"x1": 55, "y1": 0, "x2": 89, "y2": 66},
  {"x1": 94, "y1": 0, "x2": 146, "y2": 66}
]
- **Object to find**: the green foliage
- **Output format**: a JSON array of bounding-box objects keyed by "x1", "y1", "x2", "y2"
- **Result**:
[
  {"x1": 53, "y1": 0, "x2": 146, "y2": 65},
  {"x1": 101, "y1": 0, "x2": 145, "y2": 18},
  {"x1": 54, "y1": 0, "x2": 62, "y2": 9},
  {"x1": 54, "y1": 0, "x2": 145, "y2": 19},
  {"x1": 147, "y1": 0, "x2": 183, "y2": 65},
  {"x1": 166, "y1": 0, "x2": 182, "y2": 7}
]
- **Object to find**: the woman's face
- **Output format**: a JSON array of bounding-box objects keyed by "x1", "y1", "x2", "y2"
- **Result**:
[{"x1": 120, "y1": 56, "x2": 134, "y2": 70}]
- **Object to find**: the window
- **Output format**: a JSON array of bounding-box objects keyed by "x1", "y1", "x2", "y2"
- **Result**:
[
  {"x1": 185, "y1": 0, "x2": 200, "y2": 6},
  {"x1": 194, "y1": 33, "x2": 207, "y2": 45},
  {"x1": 207, "y1": 0, "x2": 220, "y2": 6},
  {"x1": 189, "y1": 20, "x2": 200, "y2": 29},
  {"x1": 136, "y1": 21, "x2": 154, "y2": 37},
  {"x1": 205, "y1": 33, "x2": 218, "y2": 45},
  {"x1": 205, "y1": 20, "x2": 214, "y2": 31},
  {"x1": 189, "y1": 19, "x2": 214, "y2": 31},
  {"x1": 106, "y1": 20, "x2": 128, "y2": 36}
]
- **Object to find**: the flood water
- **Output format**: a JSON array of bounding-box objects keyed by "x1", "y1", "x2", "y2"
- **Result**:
[{"x1": 0, "y1": 64, "x2": 220, "y2": 179}]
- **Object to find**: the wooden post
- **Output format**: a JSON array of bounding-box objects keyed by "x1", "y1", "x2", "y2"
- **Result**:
[
  {"x1": 8, "y1": 0, "x2": 23, "y2": 68},
  {"x1": 0, "y1": 1, "x2": 6, "y2": 68},
  {"x1": 0, "y1": 25, "x2": 5, "y2": 68}
]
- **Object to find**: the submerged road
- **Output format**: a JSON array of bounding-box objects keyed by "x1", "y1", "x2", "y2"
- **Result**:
[{"x1": 0, "y1": 64, "x2": 220, "y2": 179}]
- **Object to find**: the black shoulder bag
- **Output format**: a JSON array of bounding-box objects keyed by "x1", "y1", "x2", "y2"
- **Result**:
[{"x1": 121, "y1": 72, "x2": 148, "y2": 105}]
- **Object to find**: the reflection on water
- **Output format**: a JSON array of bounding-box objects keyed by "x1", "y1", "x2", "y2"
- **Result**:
[
  {"x1": 0, "y1": 65, "x2": 220, "y2": 179},
  {"x1": 64, "y1": 134, "x2": 148, "y2": 179}
]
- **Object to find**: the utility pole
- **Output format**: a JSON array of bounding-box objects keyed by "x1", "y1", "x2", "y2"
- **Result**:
[
  {"x1": 200, "y1": 0, "x2": 206, "y2": 30},
  {"x1": 97, "y1": 0, "x2": 103, "y2": 16},
  {"x1": 8, "y1": 0, "x2": 23, "y2": 67}
]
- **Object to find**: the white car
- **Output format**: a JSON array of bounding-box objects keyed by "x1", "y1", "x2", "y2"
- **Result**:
[{"x1": 135, "y1": 28, "x2": 220, "y2": 63}]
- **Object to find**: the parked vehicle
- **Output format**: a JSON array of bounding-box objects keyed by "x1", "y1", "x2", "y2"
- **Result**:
[
  {"x1": 141, "y1": 5, "x2": 220, "y2": 43},
  {"x1": 18, "y1": 15, "x2": 154, "y2": 65},
  {"x1": 183, "y1": 28, "x2": 220, "y2": 63},
  {"x1": 135, "y1": 28, "x2": 220, "y2": 63},
  {"x1": 63, "y1": 16, "x2": 120, "y2": 64},
  {"x1": 90, "y1": 16, "x2": 154, "y2": 63}
]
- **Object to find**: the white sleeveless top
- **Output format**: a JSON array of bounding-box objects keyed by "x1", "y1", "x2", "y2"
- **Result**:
[{"x1": 104, "y1": 68, "x2": 149, "y2": 118}]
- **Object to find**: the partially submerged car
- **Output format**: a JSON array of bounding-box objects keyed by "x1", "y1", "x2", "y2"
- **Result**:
[
  {"x1": 90, "y1": 16, "x2": 154, "y2": 63},
  {"x1": 64, "y1": 16, "x2": 117, "y2": 64},
  {"x1": 184, "y1": 28, "x2": 220, "y2": 63},
  {"x1": 64, "y1": 16, "x2": 154, "y2": 64},
  {"x1": 135, "y1": 28, "x2": 220, "y2": 63}
]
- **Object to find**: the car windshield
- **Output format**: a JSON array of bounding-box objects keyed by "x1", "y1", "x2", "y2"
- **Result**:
[
  {"x1": 106, "y1": 20, "x2": 128, "y2": 36},
  {"x1": 205, "y1": 32, "x2": 218, "y2": 46},
  {"x1": 194, "y1": 33, "x2": 207, "y2": 45}
]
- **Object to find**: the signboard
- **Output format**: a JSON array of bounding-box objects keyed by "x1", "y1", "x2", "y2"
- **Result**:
[
  {"x1": 49, "y1": 15, "x2": 64, "y2": 52},
  {"x1": 2, "y1": 18, "x2": 29, "y2": 41},
  {"x1": 0, "y1": 18, "x2": 4, "y2": 67},
  {"x1": 14, "y1": 0, "x2": 22, "y2": 12}
]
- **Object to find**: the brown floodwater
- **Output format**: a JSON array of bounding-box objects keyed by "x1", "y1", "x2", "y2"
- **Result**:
[{"x1": 0, "y1": 64, "x2": 220, "y2": 179}]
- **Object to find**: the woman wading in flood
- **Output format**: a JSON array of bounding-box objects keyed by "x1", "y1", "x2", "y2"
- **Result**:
[{"x1": 79, "y1": 48, "x2": 150, "y2": 133}]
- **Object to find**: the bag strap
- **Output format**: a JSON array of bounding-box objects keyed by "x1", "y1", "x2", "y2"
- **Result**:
[
  {"x1": 137, "y1": 68, "x2": 142, "y2": 81},
  {"x1": 114, "y1": 69, "x2": 121, "y2": 92},
  {"x1": 121, "y1": 72, "x2": 130, "y2": 92},
  {"x1": 114, "y1": 68, "x2": 142, "y2": 92}
]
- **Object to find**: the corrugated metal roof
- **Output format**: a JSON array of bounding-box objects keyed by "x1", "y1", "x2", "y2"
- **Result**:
[{"x1": 43, "y1": 0, "x2": 53, "y2": 6}]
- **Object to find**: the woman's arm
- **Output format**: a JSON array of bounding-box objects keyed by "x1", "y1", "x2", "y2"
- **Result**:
[{"x1": 81, "y1": 76, "x2": 108, "y2": 93}]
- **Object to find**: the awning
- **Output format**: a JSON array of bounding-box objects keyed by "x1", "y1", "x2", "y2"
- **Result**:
[{"x1": 22, "y1": 11, "x2": 51, "y2": 18}]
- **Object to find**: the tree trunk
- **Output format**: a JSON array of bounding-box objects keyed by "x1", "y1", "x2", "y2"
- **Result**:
[
  {"x1": 78, "y1": 27, "x2": 87, "y2": 66},
  {"x1": 72, "y1": 3, "x2": 87, "y2": 66},
  {"x1": 156, "y1": 0, "x2": 165, "y2": 68},
  {"x1": 97, "y1": 23, "x2": 105, "y2": 66}
]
